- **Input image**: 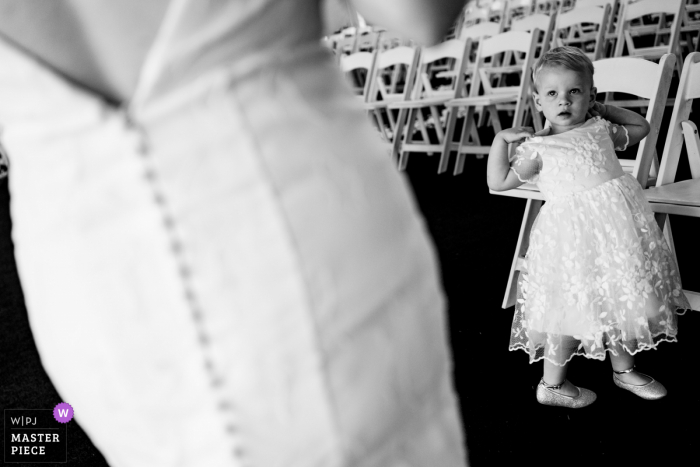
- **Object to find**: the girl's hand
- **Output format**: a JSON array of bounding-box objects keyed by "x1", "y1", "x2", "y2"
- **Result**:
[
  {"x1": 587, "y1": 101, "x2": 608, "y2": 119},
  {"x1": 497, "y1": 126, "x2": 550, "y2": 144}
]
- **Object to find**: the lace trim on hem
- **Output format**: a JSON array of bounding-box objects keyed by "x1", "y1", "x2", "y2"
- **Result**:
[{"x1": 509, "y1": 333, "x2": 680, "y2": 367}]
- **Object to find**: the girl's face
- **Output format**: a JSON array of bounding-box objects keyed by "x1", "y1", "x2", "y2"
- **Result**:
[{"x1": 533, "y1": 66, "x2": 596, "y2": 135}]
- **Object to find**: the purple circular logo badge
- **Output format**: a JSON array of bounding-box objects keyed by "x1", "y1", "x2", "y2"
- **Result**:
[{"x1": 53, "y1": 403, "x2": 74, "y2": 423}]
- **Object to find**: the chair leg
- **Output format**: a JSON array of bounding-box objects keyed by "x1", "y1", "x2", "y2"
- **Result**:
[
  {"x1": 415, "y1": 111, "x2": 432, "y2": 154},
  {"x1": 453, "y1": 106, "x2": 477, "y2": 175},
  {"x1": 654, "y1": 212, "x2": 678, "y2": 266},
  {"x1": 396, "y1": 108, "x2": 417, "y2": 171},
  {"x1": 477, "y1": 105, "x2": 488, "y2": 127},
  {"x1": 439, "y1": 108, "x2": 459, "y2": 174},
  {"x1": 502, "y1": 199, "x2": 543, "y2": 309},
  {"x1": 528, "y1": 100, "x2": 543, "y2": 132},
  {"x1": 429, "y1": 105, "x2": 445, "y2": 145},
  {"x1": 488, "y1": 105, "x2": 503, "y2": 134},
  {"x1": 385, "y1": 108, "x2": 397, "y2": 141}
]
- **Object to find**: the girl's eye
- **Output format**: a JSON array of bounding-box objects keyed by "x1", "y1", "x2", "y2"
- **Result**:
[
  {"x1": 548, "y1": 91, "x2": 556, "y2": 96},
  {"x1": 571, "y1": 89, "x2": 580, "y2": 94}
]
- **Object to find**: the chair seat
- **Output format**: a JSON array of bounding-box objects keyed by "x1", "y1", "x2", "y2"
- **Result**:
[
  {"x1": 492, "y1": 171, "x2": 660, "y2": 201},
  {"x1": 446, "y1": 93, "x2": 519, "y2": 107},
  {"x1": 645, "y1": 178, "x2": 700, "y2": 207},
  {"x1": 489, "y1": 184, "x2": 546, "y2": 200},
  {"x1": 481, "y1": 64, "x2": 524, "y2": 74},
  {"x1": 435, "y1": 65, "x2": 475, "y2": 79},
  {"x1": 365, "y1": 98, "x2": 403, "y2": 110},
  {"x1": 388, "y1": 94, "x2": 454, "y2": 109}
]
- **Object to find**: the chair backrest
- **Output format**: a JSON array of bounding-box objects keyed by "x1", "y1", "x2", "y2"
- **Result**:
[
  {"x1": 460, "y1": 21, "x2": 502, "y2": 40},
  {"x1": 687, "y1": 0, "x2": 700, "y2": 25},
  {"x1": 576, "y1": 0, "x2": 616, "y2": 7},
  {"x1": 534, "y1": 0, "x2": 557, "y2": 14},
  {"x1": 592, "y1": 54, "x2": 676, "y2": 187},
  {"x1": 504, "y1": 0, "x2": 536, "y2": 28},
  {"x1": 510, "y1": 11, "x2": 557, "y2": 56},
  {"x1": 613, "y1": 0, "x2": 685, "y2": 58},
  {"x1": 470, "y1": 30, "x2": 540, "y2": 127},
  {"x1": 354, "y1": 27, "x2": 382, "y2": 53},
  {"x1": 460, "y1": 21, "x2": 504, "y2": 71},
  {"x1": 487, "y1": 0, "x2": 509, "y2": 26},
  {"x1": 365, "y1": 46, "x2": 420, "y2": 105},
  {"x1": 409, "y1": 38, "x2": 472, "y2": 101},
  {"x1": 376, "y1": 30, "x2": 411, "y2": 51},
  {"x1": 462, "y1": 6, "x2": 491, "y2": 28},
  {"x1": 554, "y1": 4, "x2": 612, "y2": 60},
  {"x1": 658, "y1": 51, "x2": 700, "y2": 184},
  {"x1": 574, "y1": 0, "x2": 622, "y2": 40},
  {"x1": 334, "y1": 26, "x2": 358, "y2": 53},
  {"x1": 339, "y1": 50, "x2": 377, "y2": 101}
]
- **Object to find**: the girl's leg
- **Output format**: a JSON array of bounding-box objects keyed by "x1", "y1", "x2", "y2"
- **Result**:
[
  {"x1": 542, "y1": 360, "x2": 579, "y2": 397},
  {"x1": 608, "y1": 342, "x2": 652, "y2": 385}
]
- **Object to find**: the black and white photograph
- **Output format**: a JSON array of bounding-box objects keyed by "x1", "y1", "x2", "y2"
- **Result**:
[{"x1": 1, "y1": 0, "x2": 699, "y2": 465}]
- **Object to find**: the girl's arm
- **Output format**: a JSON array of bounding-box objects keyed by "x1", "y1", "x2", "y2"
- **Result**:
[
  {"x1": 590, "y1": 103, "x2": 650, "y2": 147},
  {"x1": 487, "y1": 127, "x2": 539, "y2": 192}
]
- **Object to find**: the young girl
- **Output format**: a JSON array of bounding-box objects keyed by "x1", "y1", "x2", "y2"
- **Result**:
[{"x1": 487, "y1": 46, "x2": 691, "y2": 408}]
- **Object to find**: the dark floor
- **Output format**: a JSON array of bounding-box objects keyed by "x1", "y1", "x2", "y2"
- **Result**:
[{"x1": 1, "y1": 124, "x2": 699, "y2": 466}]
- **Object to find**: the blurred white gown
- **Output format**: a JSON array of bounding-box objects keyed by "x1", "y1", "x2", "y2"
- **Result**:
[{"x1": 0, "y1": 0, "x2": 466, "y2": 466}]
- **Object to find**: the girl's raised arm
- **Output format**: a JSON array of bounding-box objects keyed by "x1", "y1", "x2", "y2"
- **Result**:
[{"x1": 590, "y1": 102, "x2": 650, "y2": 148}]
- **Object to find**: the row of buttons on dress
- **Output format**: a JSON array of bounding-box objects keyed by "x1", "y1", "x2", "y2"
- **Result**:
[{"x1": 126, "y1": 113, "x2": 247, "y2": 464}]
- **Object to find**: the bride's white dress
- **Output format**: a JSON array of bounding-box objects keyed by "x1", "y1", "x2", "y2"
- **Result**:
[{"x1": 0, "y1": 0, "x2": 466, "y2": 466}]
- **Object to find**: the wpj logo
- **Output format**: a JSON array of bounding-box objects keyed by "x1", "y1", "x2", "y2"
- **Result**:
[{"x1": 4, "y1": 404, "x2": 70, "y2": 463}]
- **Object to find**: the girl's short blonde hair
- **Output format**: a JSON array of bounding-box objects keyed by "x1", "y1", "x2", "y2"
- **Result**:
[{"x1": 532, "y1": 46, "x2": 595, "y2": 91}]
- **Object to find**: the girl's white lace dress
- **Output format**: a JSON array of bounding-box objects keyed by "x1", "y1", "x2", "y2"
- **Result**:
[{"x1": 509, "y1": 117, "x2": 691, "y2": 366}]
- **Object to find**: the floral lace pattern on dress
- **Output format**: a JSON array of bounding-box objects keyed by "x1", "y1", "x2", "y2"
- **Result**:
[{"x1": 507, "y1": 117, "x2": 691, "y2": 366}]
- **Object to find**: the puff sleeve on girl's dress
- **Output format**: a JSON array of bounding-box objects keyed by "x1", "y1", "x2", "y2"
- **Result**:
[
  {"x1": 600, "y1": 117, "x2": 630, "y2": 151},
  {"x1": 509, "y1": 141, "x2": 543, "y2": 183}
]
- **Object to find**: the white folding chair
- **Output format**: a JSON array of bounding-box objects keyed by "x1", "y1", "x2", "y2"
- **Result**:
[
  {"x1": 339, "y1": 50, "x2": 377, "y2": 101},
  {"x1": 354, "y1": 27, "x2": 382, "y2": 53},
  {"x1": 455, "y1": 21, "x2": 505, "y2": 91},
  {"x1": 333, "y1": 26, "x2": 359, "y2": 63},
  {"x1": 495, "y1": 54, "x2": 676, "y2": 308},
  {"x1": 645, "y1": 51, "x2": 700, "y2": 310},
  {"x1": 510, "y1": 12, "x2": 557, "y2": 58},
  {"x1": 504, "y1": 0, "x2": 537, "y2": 29},
  {"x1": 534, "y1": 0, "x2": 561, "y2": 15},
  {"x1": 573, "y1": 0, "x2": 624, "y2": 57},
  {"x1": 364, "y1": 45, "x2": 421, "y2": 147},
  {"x1": 678, "y1": 0, "x2": 700, "y2": 56},
  {"x1": 446, "y1": 30, "x2": 541, "y2": 175},
  {"x1": 510, "y1": 12, "x2": 558, "y2": 132},
  {"x1": 613, "y1": 0, "x2": 685, "y2": 77},
  {"x1": 389, "y1": 38, "x2": 473, "y2": 173},
  {"x1": 554, "y1": 4, "x2": 612, "y2": 61},
  {"x1": 376, "y1": 30, "x2": 412, "y2": 51}
]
